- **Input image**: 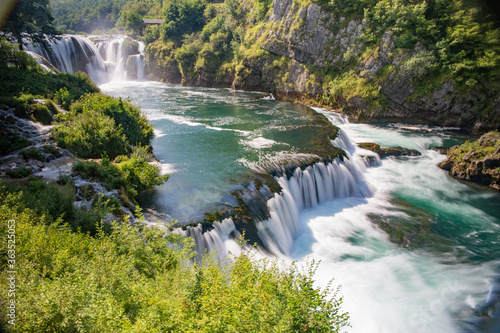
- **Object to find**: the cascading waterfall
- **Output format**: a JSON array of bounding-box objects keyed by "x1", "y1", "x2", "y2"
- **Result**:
[
  {"x1": 24, "y1": 51, "x2": 58, "y2": 73},
  {"x1": 181, "y1": 123, "x2": 379, "y2": 258},
  {"x1": 96, "y1": 37, "x2": 146, "y2": 81},
  {"x1": 256, "y1": 132, "x2": 376, "y2": 256},
  {"x1": 26, "y1": 35, "x2": 145, "y2": 83},
  {"x1": 25, "y1": 35, "x2": 110, "y2": 83},
  {"x1": 175, "y1": 218, "x2": 241, "y2": 262}
]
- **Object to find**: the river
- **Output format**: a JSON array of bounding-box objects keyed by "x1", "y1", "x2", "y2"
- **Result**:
[{"x1": 101, "y1": 80, "x2": 500, "y2": 333}]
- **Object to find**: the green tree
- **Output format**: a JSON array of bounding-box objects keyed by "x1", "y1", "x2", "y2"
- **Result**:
[
  {"x1": 0, "y1": 0, "x2": 58, "y2": 50},
  {"x1": 125, "y1": 12, "x2": 143, "y2": 35},
  {"x1": 162, "y1": 0, "x2": 206, "y2": 43}
]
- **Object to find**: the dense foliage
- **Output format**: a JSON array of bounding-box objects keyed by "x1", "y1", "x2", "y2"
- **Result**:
[
  {"x1": 52, "y1": 93, "x2": 154, "y2": 159},
  {"x1": 0, "y1": 0, "x2": 58, "y2": 50},
  {"x1": 72, "y1": 147, "x2": 169, "y2": 201},
  {"x1": 49, "y1": 0, "x2": 165, "y2": 34},
  {"x1": 0, "y1": 188, "x2": 349, "y2": 332},
  {"x1": 1, "y1": 180, "x2": 113, "y2": 234}
]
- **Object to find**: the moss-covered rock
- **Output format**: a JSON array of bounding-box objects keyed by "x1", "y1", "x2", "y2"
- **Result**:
[
  {"x1": 440, "y1": 131, "x2": 500, "y2": 191},
  {"x1": 358, "y1": 142, "x2": 421, "y2": 158}
]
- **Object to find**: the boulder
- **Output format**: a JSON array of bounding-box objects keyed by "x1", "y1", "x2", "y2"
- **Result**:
[
  {"x1": 358, "y1": 142, "x2": 421, "y2": 158},
  {"x1": 439, "y1": 131, "x2": 500, "y2": 191}
]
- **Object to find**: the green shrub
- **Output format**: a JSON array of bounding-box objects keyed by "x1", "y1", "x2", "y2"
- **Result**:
[
  {"x1": 323, "y1": 70, "x2": 385, "y2": 110},
  {"x1": 52, "y1": 111, "x2": 130, "y2": 159},
  {"x1": 20, "y1": 147, "x2": 45, "y2": 161},
  {"x1": 43, "y1": 144, "x2": 61, "y2": 157},
  {"x1": 0, "y1": 125, "x2": 29, "y2": 155},
  {"x1": 31, "y1": 103, "x2": 53, "y2": 124},
  {"x1": 93, "y1": 193, "x2": 122, "y2": 215},
  {"x1": 0, "y1": 181, "x2": 107, "y2": 235},
  {"x1": 72, "y1": 160, "x2": 122, "y2": 189},
  {"x1": 0, "y1": 96, "x2": 27, "y2": 117},
  {"x1": 404, "y1": 50, "x2": 438, "y2": 79},
  {"x1": 45, "y1": 99, "x2": 59, "y2": 115},
  {"x1": 6, "y1": 167, "x2": 32, "y2": 178},
  {"x1": 67, "y1": 93, "x2": 154, "y2": 147},
  {"x1": 144, "y1": 24, "x2": 161, "y2": 45},
  {"x1": 54, "y1": 87, "x2": 72, "y2": 110},
  {"x1": 72, "y1": 147, "x2": 169, "y2": 201}
]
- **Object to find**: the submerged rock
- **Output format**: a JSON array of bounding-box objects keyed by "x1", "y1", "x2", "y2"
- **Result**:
[
  {"x1": 358, "y1": 142, "x2": 421, "y2": 158},
  {"x1": 440, "y1": 131, "x2": 500, "y2": 191}
]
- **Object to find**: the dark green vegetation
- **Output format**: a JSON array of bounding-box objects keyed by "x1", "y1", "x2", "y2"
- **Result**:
[
  {"x1": 440, "y1": 131, "x2": 500, "y2": 190},
  {"x1": 0, "y1": 187, "x2": 349, "y2": 332},
  {"x1": 0, "y1": 179, "x2": 114, "y2": 235},
  {"x1": 0, "y1": 0, "x2": 58, "y2": 50}
]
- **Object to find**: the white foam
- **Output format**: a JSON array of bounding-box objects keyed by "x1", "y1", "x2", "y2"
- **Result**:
[{"x1": 246, "y1": 137, "x2": 277, "y2": 149}]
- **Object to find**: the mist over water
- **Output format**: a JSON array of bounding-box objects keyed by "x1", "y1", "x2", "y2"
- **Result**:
[{"x1": 101, "y1": 81, "x2": 500, "y2": 333}]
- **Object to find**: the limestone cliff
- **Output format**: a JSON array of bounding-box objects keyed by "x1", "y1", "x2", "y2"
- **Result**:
[
  {"x1": 145, "y1": 0, "x2": 500, "y2": 132},
  {"x1": 232, "y1": 0, "x2": 500, "y2": 131}
]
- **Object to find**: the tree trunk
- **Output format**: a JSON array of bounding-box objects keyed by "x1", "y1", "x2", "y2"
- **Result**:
[{"x1": 17, "y1": 35, "x2": 23, "y2": 51}]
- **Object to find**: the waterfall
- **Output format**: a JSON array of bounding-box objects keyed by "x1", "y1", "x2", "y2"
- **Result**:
[
  {"x1": 96, "y1": 37, "x2": 145, "y2": 81},
  {"x1": 26, "y1": 35, "x2": 145, "y2": 83},
  {"x1": 24, "y1": 51, "x2": 59, "y2": 73},
  {"x1": 256, "y1": 150, "x2": 374, "y2": 256},
  {"x1": 25, "y1": 35, "x2": 110, "y2": 83},
  {"x1": 179, "y1": 113, "x2": 381, "y2": 258},
  {"x1": 175, "y1": 218, "x2": 240, "y2": 262}
]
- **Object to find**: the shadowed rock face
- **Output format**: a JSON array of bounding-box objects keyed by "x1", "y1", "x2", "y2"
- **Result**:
[
  {"x1": 440, "y1": 131, "x2": 500, "y2": 191},
  {"x1": 252, "y1": 0, "x2": 499, "y2": 131}
]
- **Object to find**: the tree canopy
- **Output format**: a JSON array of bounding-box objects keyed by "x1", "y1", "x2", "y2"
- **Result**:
[{"x1": 0, "y1": 0, "x2": 58, "y2": 50}]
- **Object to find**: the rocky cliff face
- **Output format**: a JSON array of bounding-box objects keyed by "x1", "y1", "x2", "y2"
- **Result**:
[
  {"x1": 232, "y1": 0, "x2": 500, "y2": 131},
  {"x1": 146, "y1": 0, "x2": 500, "y2": 132}
]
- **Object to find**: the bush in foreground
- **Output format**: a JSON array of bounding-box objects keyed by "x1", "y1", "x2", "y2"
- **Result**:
[{"x1": 0, "y1": 189, "x2": 349, "y2": 333}]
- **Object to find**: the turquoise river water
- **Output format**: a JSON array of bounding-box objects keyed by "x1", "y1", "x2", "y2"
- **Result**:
[{"x1": 101, "y1": 80, "x2": 500, "y2": 333}]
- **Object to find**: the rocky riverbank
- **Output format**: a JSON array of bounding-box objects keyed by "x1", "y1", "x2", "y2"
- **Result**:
[
  {"x1": 144, "y1": 0, "x2": 500, "y2": 133},
  {"x1": 440, "y1": 131, "x2": 500, "y2": 191}
]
